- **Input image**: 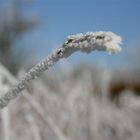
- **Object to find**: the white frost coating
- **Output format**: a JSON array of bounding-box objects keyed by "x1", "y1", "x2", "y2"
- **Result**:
[
  {"x1": 0, "y1": 31, "x2": 122, "y2": 109},
  {"x1": 65, "y1": 31, "x2": 122, "y2": 54}
]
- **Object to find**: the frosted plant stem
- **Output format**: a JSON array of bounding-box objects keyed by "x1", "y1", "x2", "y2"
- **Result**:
[
  {"x1": 25, "y1": 114, "x2": 43, "y2": 140},
  {"x1": 0, "y1": 85, "x2": 11, "y2": 140},
  {"x1": 0, "y1": 52, "x2": 61, "y2": 108},
  {"x1": 1, "y1": 107, "x2": 11, "y2": 140},
  {"x1": 24, "y1": 92, "x2": 69, "y2": 140},
  {"x1": 0, "y1": 31, "x2": 122, "y2": 109}
]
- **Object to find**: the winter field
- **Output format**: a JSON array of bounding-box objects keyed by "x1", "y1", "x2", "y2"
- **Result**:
[
  {"x1": 0, "y1": 0, "x2": 140, "y2": 140},
  {"x1": 1, "y1": 62, "x2": 140, "y2": 140}
]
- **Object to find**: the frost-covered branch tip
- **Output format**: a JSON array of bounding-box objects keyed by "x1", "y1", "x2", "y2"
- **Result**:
[{"x1": 0, "y1": 31, "x2": 122, "y2": 109}]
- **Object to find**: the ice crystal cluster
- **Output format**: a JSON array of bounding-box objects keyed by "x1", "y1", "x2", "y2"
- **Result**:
[{"x1": 0, "y1": 31, "x2": 122, "y2": 109}]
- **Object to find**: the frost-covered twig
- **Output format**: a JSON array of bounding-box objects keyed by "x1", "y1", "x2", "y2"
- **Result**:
[
  {"x1": 26, "y1": 114, "x2": 41, "y2": 140},
  {"x1": 0, "y1": 31, "x2": 122, "y2": 109},
  {"x1": 0, "y1": 88, "x2": 11, "y2": 140},
  {"x1": 1, "y1": 107, "x2": 11, "y2": 140},
  {"x1": 24, "y1": 92, "x2": 69, "y2": 140},
  {"x1": 0, "y1": 63, "x2": 70, "y2": 140}
]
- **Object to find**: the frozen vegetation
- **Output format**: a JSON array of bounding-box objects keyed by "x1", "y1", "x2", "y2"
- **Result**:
[
  {"x1": 1, "y1": 63, "x2": 140, "y2": 140},
  {"x1": 1, "y1": 31, "x2": 140, "y2": 140}
]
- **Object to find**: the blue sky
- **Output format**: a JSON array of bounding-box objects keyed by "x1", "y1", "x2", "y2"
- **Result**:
[{"x1": 10, "y1": 0, "x2": 140, "y2": 68}]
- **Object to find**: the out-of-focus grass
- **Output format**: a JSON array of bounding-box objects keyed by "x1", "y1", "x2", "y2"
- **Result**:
[{"x1": 0, "y1": 63, "x2": 140, "y2": 140}]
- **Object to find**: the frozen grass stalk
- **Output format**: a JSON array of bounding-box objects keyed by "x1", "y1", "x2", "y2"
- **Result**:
[{"x1": 0, "y1": 31, "x2": 122, "y2": 109}]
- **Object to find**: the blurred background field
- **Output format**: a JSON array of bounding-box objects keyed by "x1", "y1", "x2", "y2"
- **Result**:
[{"x1": 0, "y1": 0, "x2": 140, "y2": 140}]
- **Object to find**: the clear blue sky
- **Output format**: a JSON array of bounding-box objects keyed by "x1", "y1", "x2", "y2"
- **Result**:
[{"x1": 16, "y1": 0, "x2": 140, "y2": 68}]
